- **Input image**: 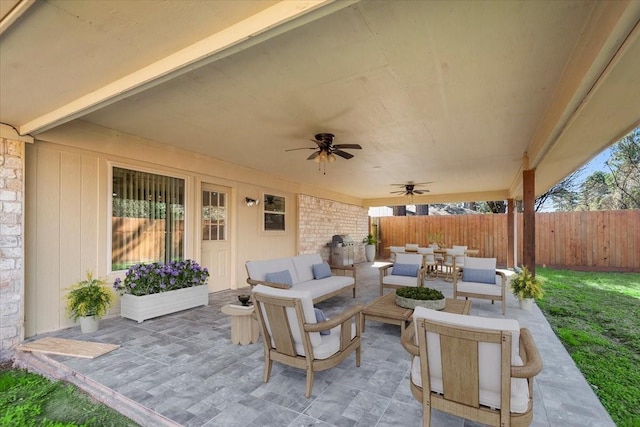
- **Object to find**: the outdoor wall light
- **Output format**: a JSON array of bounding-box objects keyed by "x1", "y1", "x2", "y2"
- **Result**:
[{"x1": 245, "y1": 197, "x2": 259, "y2": 207}]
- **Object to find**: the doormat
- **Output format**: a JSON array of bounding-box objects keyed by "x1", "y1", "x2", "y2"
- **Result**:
[{"x1": 17, "y1": 337, "x2": 120, "y2": 359}]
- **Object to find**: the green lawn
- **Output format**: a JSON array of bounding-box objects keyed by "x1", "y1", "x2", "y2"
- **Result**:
[
  {"x1": 536, "y1": 268, "x2": 640, "y2": 427},
  {"x1": 0, "y1": 366, "x2": 138, "y2": 427}
]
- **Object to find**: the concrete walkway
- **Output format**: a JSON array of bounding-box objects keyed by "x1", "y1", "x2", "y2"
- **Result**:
[{"x1": 15, "y1": 262, "x2": 614, "y2": 426}]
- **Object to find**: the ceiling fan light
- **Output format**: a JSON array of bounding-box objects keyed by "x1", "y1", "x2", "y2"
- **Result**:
[
  {"x1": 314, "y1": 155, "x2": 321, "y2": 163},
  {"x1": 319, "y1": 150, "x2": 328, "y2": 162},
  {"x1": 328, "y1": 153, "x2": 336, "y2": 163}
]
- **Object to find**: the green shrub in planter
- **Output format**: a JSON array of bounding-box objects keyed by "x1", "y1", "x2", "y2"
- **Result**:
[
  {"x1": 65, "y1": 272, "x2": 114, "y2": 321},
  {"x1": 396, "y1": 286, "x2": 444, "y2": 300},
  {"x1": 511, "y1": 265, "x2": 544, "y2": 300}
]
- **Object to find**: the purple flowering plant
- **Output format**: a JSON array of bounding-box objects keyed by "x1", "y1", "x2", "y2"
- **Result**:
[{"x1": 113, "y1": 259, "x2": 209, "y2": 296}]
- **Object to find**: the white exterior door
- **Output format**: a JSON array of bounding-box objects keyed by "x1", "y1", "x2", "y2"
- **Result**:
[{"x1": 200, "y1": 185, "x2": 231, "y2": 292}]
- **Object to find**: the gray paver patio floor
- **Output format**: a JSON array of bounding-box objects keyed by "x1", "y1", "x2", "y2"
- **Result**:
[{"x1": 16, "y1": 262, "x2": 614, "y2": 426}]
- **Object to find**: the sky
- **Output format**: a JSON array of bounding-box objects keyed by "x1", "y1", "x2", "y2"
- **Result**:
[{"x1": 576, "y1": 146, "x2": 614, "y2": 181}]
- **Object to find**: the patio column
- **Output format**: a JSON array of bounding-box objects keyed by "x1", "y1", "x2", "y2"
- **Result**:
[
  {"x1": 507, "y1": 198, "x2": 514, "y2": 268},
  {"x1": 523, "y1": 169, "x2": 536, "y2": 275},
  {"x1": 0, "y1": 125, "x2": 31, "y2": 361}
]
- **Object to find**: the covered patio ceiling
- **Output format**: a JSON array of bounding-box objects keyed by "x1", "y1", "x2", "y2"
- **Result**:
[{"x1": 1, "y1": 0, "x2": 639, "y2": 206}]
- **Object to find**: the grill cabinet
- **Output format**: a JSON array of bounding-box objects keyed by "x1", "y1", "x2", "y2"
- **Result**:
[{"x1": 330, "y1": 235, "x2": 354, "y2": 266}]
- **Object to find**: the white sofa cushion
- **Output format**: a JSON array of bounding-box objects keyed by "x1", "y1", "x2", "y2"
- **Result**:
[
  {"x1": 246, "y1": 257, "x2": 299, "y2": 284},
  {"x1": 294, "y1": 275, "x2": 354, "y2": 300},
  {"x1": 291, "y1": 253, "x2": 324, "y2": 283},
  {"x1": 410, "y1": 307, "x2": 528, "y2": 413}
]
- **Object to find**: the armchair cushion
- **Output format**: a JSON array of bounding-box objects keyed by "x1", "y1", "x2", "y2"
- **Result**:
[
  {"x1": 312, "y1": 262, "x2": 332, "y2": 280},
  {"x1": 392, "y1": 263, "x2": 420, "y2": 277},
  {"x1": 265, "y1": 270, "x2": 293, "y2": 288},
  {"x1": 252, "y1": 285, "x2": 321, "y2": 347},
  {"x1": 462, "y1": 267, "x2": 496, "y2": 284}
]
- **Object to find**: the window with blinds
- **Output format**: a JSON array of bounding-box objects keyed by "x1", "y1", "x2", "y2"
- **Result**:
[{"x1": 112, "y1": 167, "x2": 185, "y2": 271}]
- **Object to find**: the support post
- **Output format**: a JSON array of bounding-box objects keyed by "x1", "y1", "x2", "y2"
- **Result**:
[
  {"x1": 523, "y1": 170, "x2": 536, "y2": 275},
  {"x1": 507, "y1": 198, "x2": 514, "y2": 269}
]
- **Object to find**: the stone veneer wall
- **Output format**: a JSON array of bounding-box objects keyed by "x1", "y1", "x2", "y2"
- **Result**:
[
  {"x1": 0, "y1": 136, "x2": 25, "y2": 360},
  {"x1": 298, "y1": 194, "x2": 369, "y2": 263}
]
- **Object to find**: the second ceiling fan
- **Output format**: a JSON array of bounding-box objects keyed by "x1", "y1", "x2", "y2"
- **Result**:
[{"x1": 390, "y1": 182, "x2": 433, "y2": 197}]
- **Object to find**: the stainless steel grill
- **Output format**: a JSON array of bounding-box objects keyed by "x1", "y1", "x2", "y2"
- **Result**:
[{"x1": 330, "y1": 235, "x2": 354, "y2": 266}]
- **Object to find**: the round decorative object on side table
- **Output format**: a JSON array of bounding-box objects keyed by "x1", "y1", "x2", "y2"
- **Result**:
[{"x1": 395, "y1": 287, "x2": 446, "y2": 310}]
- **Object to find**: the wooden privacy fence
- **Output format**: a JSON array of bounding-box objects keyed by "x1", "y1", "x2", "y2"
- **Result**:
[{"x1": 376, "y1": 210, "x2": 639, "y2": 271}]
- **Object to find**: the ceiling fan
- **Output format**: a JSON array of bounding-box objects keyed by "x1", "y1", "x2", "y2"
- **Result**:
[
  {"x1": 286, "y1": 133, "x2": 362, "y2": 173},
  {"x1": 390, "y1": 182, "x2": 433, "y2": 197}
]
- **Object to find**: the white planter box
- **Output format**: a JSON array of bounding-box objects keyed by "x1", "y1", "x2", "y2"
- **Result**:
[{"x1": 120, "y1": 285, "x2": 209, "y2": 323}]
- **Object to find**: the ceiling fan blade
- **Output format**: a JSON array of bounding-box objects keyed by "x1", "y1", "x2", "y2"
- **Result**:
[
  {"x1": 307, "y1": 151, "x2": 320, "y2": 160},
  {"x1": 285, "y1": 147, "x2": 316, "y2": 152},
  {"x1": 413, "y1": 190, "x2": 425, "y2": 194},
  {"x1": 408, "y1": 181, "x2": 434, "y2": 186},
  {"x1": 333, "y1": 144, "x2": 362, "y2": 150},
  {"x1": 310, "y1": 139, "x2": 324, "y2": 148},
  {"x1": 390, "y1": 190, "x2": 406, "y2": 194},
  {"x1": 333, "y1": 149, "x2": 354, "y2": 159}
]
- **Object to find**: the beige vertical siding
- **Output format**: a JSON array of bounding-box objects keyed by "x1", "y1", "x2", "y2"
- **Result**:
[{"x1": 24, "y1": 121, "x2": 363, "y2": 336}]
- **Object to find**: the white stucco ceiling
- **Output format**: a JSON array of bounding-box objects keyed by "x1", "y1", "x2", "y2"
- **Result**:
[{"x1": 1, "y1": 0, "x2": 639, "y2": 206}]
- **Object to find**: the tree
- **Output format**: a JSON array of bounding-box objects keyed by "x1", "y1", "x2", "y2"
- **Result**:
[
  {"x1": 578, "y1": 171, "x2": 611, "y2": 210},
  {"x1": 536, "y1": 167, "x2": 584, "y2": 212},
  {"x1": 604, "y1": 128, "x2": 640, "y2": 209}
]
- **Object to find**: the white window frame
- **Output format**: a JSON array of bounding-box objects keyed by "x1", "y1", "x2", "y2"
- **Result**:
[{"x1": 261, "y1": 192, "x2": 287, "y2": 234}]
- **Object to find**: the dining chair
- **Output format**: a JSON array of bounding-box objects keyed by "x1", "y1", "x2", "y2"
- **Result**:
[
  {"x1": 417, "y1": 247, "x2": 437, "y2": 280},
  {"x1": 443, "y1": 248, "x2": 465, "y2": 281}
]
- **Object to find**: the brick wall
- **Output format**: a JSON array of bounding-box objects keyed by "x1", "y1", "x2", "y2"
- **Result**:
[
  {"x1": 298, "y1": 194, "x2": 369, "y2": 262},
  {"x1": 0, "y1": 136, "x2": 25, "y2": 360}
]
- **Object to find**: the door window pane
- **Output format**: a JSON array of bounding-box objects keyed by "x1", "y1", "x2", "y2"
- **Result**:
[{"x1": 202, "y1": 190, "x2": 227, "y2": 241}]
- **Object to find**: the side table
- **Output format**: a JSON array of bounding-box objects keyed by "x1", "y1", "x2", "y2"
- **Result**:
[{"x1": 221, "y1": 304, "x2": 259, "y2": 345}]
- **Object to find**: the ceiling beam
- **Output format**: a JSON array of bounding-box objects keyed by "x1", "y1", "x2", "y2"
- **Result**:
[
  {"x1": 525, "y1": 1, "x2": 640, "y2": 170},
  {"x1": 0, "y1": 0, "x2": 36, "y2": 36},
  {"x1": 363, "y1": 190, "x2": 511, "y2": 208},
  {"x1": 508, "y1": 0, "x2": 640, "y2": 200},
  {"x1": 18, "y1": 0, "x2": 359, "y2": 136}
]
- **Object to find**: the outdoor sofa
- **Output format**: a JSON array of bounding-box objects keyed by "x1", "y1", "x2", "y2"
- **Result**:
[{"x1": 246, "y1": 253, "x2": 356, "y2": 304}]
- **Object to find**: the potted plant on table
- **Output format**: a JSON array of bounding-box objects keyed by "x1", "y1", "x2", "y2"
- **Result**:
[
  {"x1": 510, "y1": 265, "x2": 544, "y2": 311},
  {"x1": 113, "y1": 259, "x2": 210, "y2": 323},
  {"x1": 363, "y1": 234, "x2": 378, "y2": 262},
  {"x1": 395, "y1": 286, "x2": 446, "y2": 310},
  {"x1": 65, "y1": 272, "x2": 114, "y2": 333}
]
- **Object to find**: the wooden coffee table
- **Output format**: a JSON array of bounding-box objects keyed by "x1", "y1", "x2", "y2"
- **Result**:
[{"x1": 362, "y1": 293, "x2": 471, "y2": 334}]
